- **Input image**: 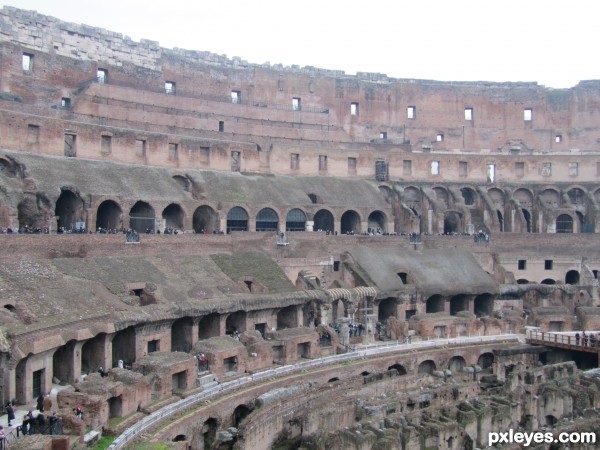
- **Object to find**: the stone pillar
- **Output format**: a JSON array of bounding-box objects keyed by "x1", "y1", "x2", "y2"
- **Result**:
[
  {"x1": 334, "y1": 219, "x2": 341, "y2": 235},
  {"x1": 72, "y1": 341, "x2": 85, "y2": 384},
  {"x1": 192, "y1": 318, "x2": 200, "y2": 348},
  {"x1": 85, "y1": 208, "x2": 95, "y2": 233},
  {"x1": 248, "y1": 217, "x2": 256, "y2": 232}
]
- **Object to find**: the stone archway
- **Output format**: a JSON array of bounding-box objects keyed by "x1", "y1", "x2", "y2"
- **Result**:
[
  {"x1": 378, "y1": 298, "x2": 396, "y2": 322},
  {"x1": 474, "y1": 293, "x2": 494, "y2": 317},
  {"x1": 171, "y1": 317, "x2": 193, "y2": 352},
  {"x1": 225, "y1": 311, "x2": 246, "y2": 334},
  {"x1": 129, "y1": 201, "x2": 155, "y2": 233},
  {"x1": 226, "y1": 207, "x2": 248, "y2": 233},
  {"x1": 198, "y1": 313, "x2": 220, "y2": 340},
  {"x1": 444, "y1": 211, "x2": 461, "y2": 234},
  {"x1": 418, "y1": 360, "x2": 436, "y2": 374},
  {"x1": 314, "y1": 209, "x2": 334, "y2": 233},
  {"x1": 368, "y1": 210, "x2": 386, "y2": 233},
  {"x1": 426, "y1": 295, "x2": 445, "y2": 313},
  {"x1": 286, "y1": 208, "x2": 307, "y2": 231},
  {"x1": 162, "y1": 203, "x2": 185, "y2": 230},
  {"x1": 193, "y1": 205, "x2": 219, "y2": 233},
  {"x1": 55, "y1": 189, "x2": 85, "y2": 231},
  {"x1": 556, "y1": 214, "x2": 573, "y2": 233},
  {"x1": 341, "y1": 210, "x2": 361, "y2": 234},
  {"x1": 450, "y1": 294, "x2": 469, "y2": 316},
  {"x1": 256, "y1": 207, "x2": 279, "y2": 232},
  {"x1": 96, "y1": 200, "x2": 123, "y2": 231}
]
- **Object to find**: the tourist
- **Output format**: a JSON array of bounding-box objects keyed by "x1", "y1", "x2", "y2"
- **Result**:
[
  {"x1": 575, "y1": 332, "x2": 580, "y2": 345},
  {"x1": 4, "y1": 403, "x2": 14, "y2": 427},
  {"x1": 73, "y1": 405, "x2": 84, "y2": 420},
  {"x1": 43, "y1": 394, "x2": 52, "y2": 412},
  {"x1": 36, "y1": 393, "x2": 44, "y2": 412}
]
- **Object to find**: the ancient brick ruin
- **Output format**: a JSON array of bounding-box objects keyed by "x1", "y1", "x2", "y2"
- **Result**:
[{"x1": 0, "y1": 6, "x2": 600, "y2": 450}]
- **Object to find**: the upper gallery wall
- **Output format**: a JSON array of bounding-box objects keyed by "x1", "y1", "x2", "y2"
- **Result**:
[{"x1": 0, "y1": 6, "x2": 600, "y2": 184}]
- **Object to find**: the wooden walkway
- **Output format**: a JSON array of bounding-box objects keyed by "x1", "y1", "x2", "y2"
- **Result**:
[{"x1": 526, "y1": 331, "x2": 600, "y2": 354}]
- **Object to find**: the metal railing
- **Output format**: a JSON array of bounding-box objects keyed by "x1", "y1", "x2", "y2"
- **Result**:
[
  {"x1": 2, "y1": 419, "x2": 63, "y2": 448},
  {"x1": 528, "y1": 330, "x2": 600, "y2": 348},
  {"x1": 108, "y1": 333, "x2": 519, "y2": 449}
]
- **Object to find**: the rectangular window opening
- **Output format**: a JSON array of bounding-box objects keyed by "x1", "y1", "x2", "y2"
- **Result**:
[
  {"x1": 22, "y1": 53, "x2": 33, "y2": 71},
  {"x1": 200, "y1": 146, "x2": 210, "y2": 163},
  {"x1": 165, "y1": 81, "x2": 176, "y2": 95},
  {"x1": 541, "y1": 162, "x2": 552, "y2": 177},
  {"x1": 555, "y1": 134, "x2": 562, "y2": 143},
  {"x1": 569, "y1": 162, "x2": 578, "y2": 177},
  {"x1": 27, "y1": 124, "x2": 40, "y2": 144},
  {"x1": 487, "y1": 164, "x2": 496, "y2": 183},
  {"x1": 231, "y1": 150, "x2": 241, "y2": 172},
  {"x1": 64, "y1": 133, "x2": 77, "y2": 157},
  {"x1": 380, "y1": 131, "x2": 387, "y2": 140},
  {"x1": 168, "y1": 143, "x2": 178, "y2": 161},
  {"x1": 465, "y1": 108, "x2": 473, "y2": 121},
  {"x1": 231, "y1": 90, "x2": 241, "y2": 104},
  {"x1": 348, "y1": 157, "x2": 357, "y2": 174},
  {"x1": 61, "y1": 97, "x2": 71, "y2": 108},
  {"x1": 545, "y1": 260, "x2": 553, "y2": 270},
  {"x1": 147, "y1": 339, "x2": 159, "y2": 353},
  {"x1": 524, "y1": 108, "x2": 533, "y2": 121},
  {"x1": 135, "y1": 139, "x2": 146, "y2": 157},
  {"x1": 407, "y1": 106, "x2": 416, "y2": 119},
  {"x1": 459, "y1": 161, "x2": 468, "y2": 177},
  {"x1": 292, "y1": 97, "x2": 301, "y2": 111},
  {"x1": 218, "y1": 121, "x2": 224, "y2": 132},
  {"x1": 97, "y1": 68, "x2": 107, "y2": 84},
  {"x1": 518, "y1": 260, "x2": 526, "y2": 270},
  {"x1": 431, "y1": 160, "x2": 440, "y2": 175},
  {"x1": 290, "y1": 153, "x2": 299, "y2": 170},
  {"x1": 319, "y1": 155, "x2": 327, "y2": 171},
  {"x1": 436, "y1": 133, "x2": 444, "y2": 142},
  {"x1": 515, "y1": 162, "x2": 525, "y2": 177},
  {"x1": 101, "y1": 135, "x2": 112, "y2": 154},
  {"x1": 351, "y1": 102, "x2": 359, "y2": 116}
]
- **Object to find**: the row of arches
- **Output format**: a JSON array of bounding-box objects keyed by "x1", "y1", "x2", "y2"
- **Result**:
[
  {"x1": 384, "y1": 353, "x2": 494, "y2": 376},
  {"x1": 24, "y1": 189, "x2": 389, "y2": 234}
]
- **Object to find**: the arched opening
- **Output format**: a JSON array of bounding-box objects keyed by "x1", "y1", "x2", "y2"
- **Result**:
[
  {"x1": 199, "y1": 313, "x2": 221, "y2": 340},
  {"x1": 314, "y1": 209, "x2": 334, "y2": 233},
  {"x1": 162, "y1": 203, "x2": 184, "y2": 230},
  {"x1": 460, "y1": 188, "x2": 475, "y2": 206},
  {"x1": 193, "y1": 205, "x2": 219, "y2": 233},
  {"x1": 3, "y1": 304, "x2": 16, "y2": 313},
  {"x1": 112, "y1": 326, "x2": 136, "y2": 368},
  {"x1": 516, "y1": 279, "x2": 529, "y2": 284},
  {"x1": 129, "y1": 201, "x2": 155, "y2": 233},
  {"x1": 378, "y1": 298, "x2": 396, "y2": 322},
  {"x1": 450, "y1": 294, "x2": 469, "y2": 316},
  {"x1": 226, "y1": 206, "x2": 248, "y2": 233},
  {"x1": 477, "y1": 352, "x2": 494, "y2": 370},
  {"x1": 443, "y1": 211, "x2": 461, "y2": 234},
  {"x1": 286, "y1": 208, "x2": 306, "y2": 231},
  {"x1": 387, "y1": 364, "x2": 407, "y2": 376},
  {"x1": 256, "y1": 207, "x2": 278, "y2": 232},
  {"x1": 96, "y1": 200, "x2": 122, "y2": 232},
  {"x1": 328, "y1": 377, "x2": 340, "y2": 383},
  {"x1": 541, "y1": 279, "x2": 556, "y2": 285},
  {"x1": 277, "y1": 305, "x2": 298, "y2": 330},
  {"x1": 18, "y1": 194, "x2": 52, "y2": 229},
  {"x1": 52, "y1": 339, "x2": 77, "y2": 385},
  {"x1": 418, "y1": 360, "x2": 436, "y2": 374},
  {"x1": 225, "y1": 310, "x2": 246, "y2": 335},
  {"x1": 171, "y1": 317, "x2": 193, "y2": 352},
  {"x1": 81, "y1": 333, "x2": 107, "y2": 374},
  {"x1": 173, "y1": 435, "x2": 187, "y2": 442},
  {"x1": 540, "y1": 189, "x2": 560, "y2": 209},
  {"x1": 448, "y1": 356, "x2": 466, "y2": 373},
  {"x1": 341, "y1": 210, "x2": 361, "y2": 234},
  {"x1": 497, "y1": 210, "x2": 504, "y2": 232},
  {"x1": 474, "y1": 293, "x2": 494, "y2": 317},
  {"x1": 545, "y1": 415, "x2": 558, "y2": 427},
  {"x1": 522, "y1": 209, "x2": 532, "y2": 232},
  {"x1": 55, "y1": 189, "x2": 85, "y2": 231},
  {"x1": 368, "y1": 210, "x2": 386, "y2": 233},
  {"x1": 233, "y1": 404, "x2": 251, "y2": 427},
  {"x1": 556, "y1": 214, "x2": 573, "y2": 233},
  {"x1": 426, "y1": 295, "x2": 445, "y2": 313},
  {"x1": 361, "y1": 371, "x2": 371, "y2": 376},
  {"x1": 202, "y1": 418, "x2": 218, "y2": 449},
  {"x1": 565, "y1": 270, "x2": 580, "y2": 285}
]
